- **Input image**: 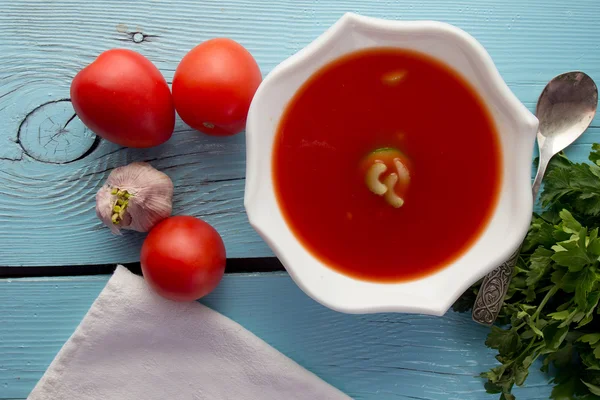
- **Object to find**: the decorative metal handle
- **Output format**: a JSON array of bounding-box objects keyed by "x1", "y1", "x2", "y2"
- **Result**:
[{"x1": 472, "y1": 248, "x2": 520, "y2": 325}]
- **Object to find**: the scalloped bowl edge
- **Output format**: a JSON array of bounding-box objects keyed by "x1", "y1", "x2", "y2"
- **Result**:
[{"x1": 245, "y1": 13, "x2": 539, "y2": 316}]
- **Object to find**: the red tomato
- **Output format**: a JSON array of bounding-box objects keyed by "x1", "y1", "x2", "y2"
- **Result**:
[
  {"x1": 140, "y1": 216, "x2": 226, "y2": 301},
  {"x1": 71, "y1": 49, "x2": 175, "y2": 148},
  {"x1": 172, "y1": 38, "x2": 262, "y2": 136}
]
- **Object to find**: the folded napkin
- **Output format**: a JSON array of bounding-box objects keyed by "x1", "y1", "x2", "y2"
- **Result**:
[{"x1": 28, "y1": 266, "x2": 349, "y2": 400}]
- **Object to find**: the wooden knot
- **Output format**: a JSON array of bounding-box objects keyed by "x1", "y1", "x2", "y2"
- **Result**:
[
  {"x1": 17, "y1": 99, "x2": 99, "y2": 164},
  {"x1": 127, "y1": 31, "x2": 159, "y2": 43},
  {"x1": 115, "y1": 25, "x2": 158, "y2": 44},
  {"x1": 132, "y1": 32, "x2": 145, "y2": 43}
]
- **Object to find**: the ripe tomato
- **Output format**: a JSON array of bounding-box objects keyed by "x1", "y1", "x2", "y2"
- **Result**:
[
  {"x1": 71, "y1": 49, "x2": 175, "y2": 148},
  {"x1": 172, "y1": 38, "x2": 262, "y2": 136},
  {"x1": 140, "y1": 216, "x2": 226, "y2": 302}
]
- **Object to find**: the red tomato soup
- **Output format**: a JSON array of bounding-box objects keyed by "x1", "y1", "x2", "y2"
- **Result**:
[{"x1": 272, "y1": 48, "x2": 502, "y2": 282}]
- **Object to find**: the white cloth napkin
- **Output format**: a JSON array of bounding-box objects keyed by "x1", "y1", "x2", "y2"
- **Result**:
[{"x1": 28, "y1": 266, "x2": 350, "y2": 400}]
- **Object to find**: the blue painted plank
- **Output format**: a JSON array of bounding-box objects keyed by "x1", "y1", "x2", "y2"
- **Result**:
[
  {"x1": 0, "y1": 0, "x2": 599, "y2": 266},
  {"x1": 0, "y1": 274, "x2": 550, "y2": 399}
]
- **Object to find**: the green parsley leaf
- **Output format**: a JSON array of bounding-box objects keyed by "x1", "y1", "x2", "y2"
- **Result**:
[
  {"x1": 577, "y1": 313, "x2": 594, "y2": 329},
  {"x1": 579, "y1": 333, "x2": 600, "y2": 345},
  {"x1": 588, "y1": 229, "x2": 600, "y2": 257},
  {"x1": 576, "y1": 268, "x2": 598, "y2": 309},
  {"x1": 551, "y1": 377, "x2": 577, "y2": 400},
  {"x1": 485, "y1": 326, "x2": 521, "y2": 357},
  {"x1": 484, "y1": 381, "x2": 504, "y2": 394},
  {"x1": 526, "y1": 247, "x2": 554, "y2": 287},
  {"x1": 523, "y1": 216, "x2": 556, "y2": 252},
  {"x1": 549, "y1": 310, "x2": 571, "y2": 321},
  {"x1": 514, "y1": 365, "x2": 529, "y2": 386},
  {"x1": 585, "y1": 292, "x2": 600, "y2": 315},
  {"x1": 562, "y1": 271, "x2": 583, "y2": 293},
  {"x1": 581, "y1": 351, "x2": 600, "y2": 370},
  {"x1": 542, "y1": 157, "x2": 600, "y2": 217},
  {"x1": 551, "y1": 237, "x2": 594, "y2": 272},
  {"x1": 560, "y1": 209, "x2": 583, "y2": 234},
  {"x1": 582, "y1": 381, "x2": 600, "y2": 396},
  {"x1": 545, "y1": 324, "x2": 569, "y2": 351},
  {"x1": 594, "y1": 346, "x2": 600, "y2": 360},
  {"x1": 590, "y1": 144, "x2": 600, "y2": 166}
]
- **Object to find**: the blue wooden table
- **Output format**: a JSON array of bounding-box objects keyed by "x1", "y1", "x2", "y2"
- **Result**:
[{"x1": 0, "y1": 0, "x2": 599, "y2": 399}]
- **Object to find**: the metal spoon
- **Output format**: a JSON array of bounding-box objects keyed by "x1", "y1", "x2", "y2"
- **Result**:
[{"x1": 472, "y1": 71, "x2": 598, "y2": 326}]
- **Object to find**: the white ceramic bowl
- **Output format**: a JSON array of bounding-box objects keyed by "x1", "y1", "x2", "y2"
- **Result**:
[{"x1": 245, "y1": 13, "x2": 538, "y2": 316}]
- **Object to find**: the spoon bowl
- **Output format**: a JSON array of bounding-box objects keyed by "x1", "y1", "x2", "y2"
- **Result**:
[
  {"x1": 537, "y1": 71, "x2": 598, "y2": 151},
  {"x1": 532, "y1": 72, "x2": 598, "y2": 197}
]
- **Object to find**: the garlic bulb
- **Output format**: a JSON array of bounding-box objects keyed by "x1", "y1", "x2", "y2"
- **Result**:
[{"x1": 96, "y1": 162, "x2": 174, "y2": 234}]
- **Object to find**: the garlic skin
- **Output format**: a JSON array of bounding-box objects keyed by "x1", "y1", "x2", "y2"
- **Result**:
[{"x1": 96, "y1": 162, "x2": 174, "y2": 234}]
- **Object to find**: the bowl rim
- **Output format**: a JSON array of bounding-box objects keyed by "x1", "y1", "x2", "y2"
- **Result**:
[{"x1": 245, "y1": 12, "x2": 539, "y2": 315}]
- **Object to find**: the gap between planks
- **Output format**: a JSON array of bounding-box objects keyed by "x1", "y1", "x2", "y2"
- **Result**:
[{"x1": 0, "y1": 257, "x2": 284, "y2": 278}]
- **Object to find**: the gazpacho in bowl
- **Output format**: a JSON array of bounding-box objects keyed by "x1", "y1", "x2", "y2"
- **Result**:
[{"x1": 245, "y1": 13, "x2": 538, "y2": 315}]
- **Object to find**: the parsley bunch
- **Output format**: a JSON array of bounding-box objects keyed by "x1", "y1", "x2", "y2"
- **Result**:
[{"x1": 457, "y1": 144, "x2": 600, "y2": 400}]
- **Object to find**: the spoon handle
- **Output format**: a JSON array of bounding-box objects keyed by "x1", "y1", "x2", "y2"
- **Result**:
[
  {"x1": 472, "y1": 248, "x2": 520, "y2": 325},
  {"x1": 473, "y1": 141, "x2": 551, "y2": 325},
  {"x1": 532, "y1": 149, "x2": 552, "y2": 201}
]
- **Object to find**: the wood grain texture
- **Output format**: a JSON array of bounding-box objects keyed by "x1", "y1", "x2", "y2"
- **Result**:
[
  {"x1": 1, "y1": 0, "x2": 600, "y2": 266},
  {"x1": 0, "y1": 273, "x2": 551, "y2": 399}
]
